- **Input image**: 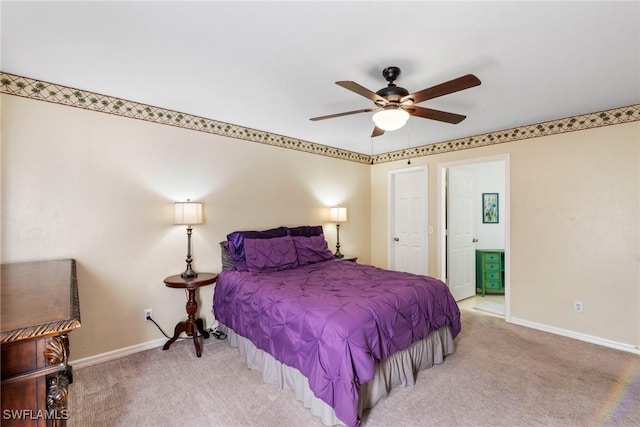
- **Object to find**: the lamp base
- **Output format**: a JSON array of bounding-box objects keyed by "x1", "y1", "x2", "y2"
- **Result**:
[
  {"x1": 180, "y1": 271, "x2": 198, "y2": 279},
  {"x1": 181, "y1": 263, "x2": 198, "y2": 279},
  {"x1": 181, "y1": 225, "x2": 198, "y2": 279},
  {"x1": 334, "y1": 223, "x2": 343, "y2": 259}
]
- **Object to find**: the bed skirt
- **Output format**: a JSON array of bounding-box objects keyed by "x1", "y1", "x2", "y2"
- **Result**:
[{"x1": 218, "y1": 324, "x2": 455, "y2": 426}]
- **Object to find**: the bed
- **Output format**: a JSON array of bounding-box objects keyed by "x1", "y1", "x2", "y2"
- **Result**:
[{"x1": 213, "y1": 226, "x2": 461, "y2": 427}]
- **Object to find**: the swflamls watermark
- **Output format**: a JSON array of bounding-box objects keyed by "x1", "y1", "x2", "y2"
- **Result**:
[{"x1": 2, "y1": 409, "x2": 69, "y2": 420}]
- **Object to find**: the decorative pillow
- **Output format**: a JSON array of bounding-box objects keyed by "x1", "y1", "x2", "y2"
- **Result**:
[
  {"x1": 287, "y1": 225, "x2": 324, "y2": 237},
  {"x1": 292, "y1": 234, "x2": 334, "y2": 266},
  {"x1": 220, "y1": 241, "x2": 236, "y2": 271},
  {"x1": 244, "y1": 235, "x2": 299, "y2": 273},
  {"x1": 227, "y1": 226, "x2": 288, "y2": 271}
]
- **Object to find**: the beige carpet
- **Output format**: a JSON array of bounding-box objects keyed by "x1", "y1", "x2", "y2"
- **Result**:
[{"x1": 68, "y1": 310, "x2": 640, "y2": 426}]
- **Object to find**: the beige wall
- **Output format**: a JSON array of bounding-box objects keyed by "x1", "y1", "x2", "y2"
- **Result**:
[
  {"x1": 3, "y1": 92, "x2": 638, "y2": 357},
  {"x1": 370, "y1": 122, "x2": 640, "y2": 348},
  {"x1": 1, "y1": 95, "x2": 371, "y2": 359}
]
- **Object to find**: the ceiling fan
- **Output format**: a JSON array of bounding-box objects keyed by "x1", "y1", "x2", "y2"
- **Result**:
[{"x1": 310, "y1": 66, "x2": 481, "y2": 137}]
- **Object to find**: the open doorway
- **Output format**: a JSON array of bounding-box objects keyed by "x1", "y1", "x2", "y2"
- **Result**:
[{"x1": 437, "y1": 154, "x2": 510, "y2": 320}]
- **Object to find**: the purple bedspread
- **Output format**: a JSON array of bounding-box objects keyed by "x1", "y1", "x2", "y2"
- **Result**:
[{"x1": 213, "y1": 259, "x2": 461, "y2": 426}]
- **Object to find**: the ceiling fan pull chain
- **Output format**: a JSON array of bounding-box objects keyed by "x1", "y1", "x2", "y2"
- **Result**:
[{"x1": 407, "y1": 126, "x2": 412, "y2": 165}]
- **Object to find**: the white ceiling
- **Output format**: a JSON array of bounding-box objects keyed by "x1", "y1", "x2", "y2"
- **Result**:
[{"x1": 2, "y1": 1, "x2": 639, "y2": 155}]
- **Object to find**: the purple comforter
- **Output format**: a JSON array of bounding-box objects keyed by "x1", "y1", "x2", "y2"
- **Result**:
[{"x1": 213, "y1": 259, "x2": 461, "y2": 426}]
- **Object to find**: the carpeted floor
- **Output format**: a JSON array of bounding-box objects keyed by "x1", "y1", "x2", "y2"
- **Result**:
[{"x1": 68, "y1": 310, "x2": 640, "y2": 426}]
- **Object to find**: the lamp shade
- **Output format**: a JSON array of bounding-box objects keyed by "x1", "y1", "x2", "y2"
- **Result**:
[
  {"x1": 174, "y1": 201, "x2": 204, "y2": 225},
  {"x1": 330, "y1": 206, "x2": 348, "y2": 222},
  {"x1": 372, "y1": 108, "x2": 410, "y2": 131}
]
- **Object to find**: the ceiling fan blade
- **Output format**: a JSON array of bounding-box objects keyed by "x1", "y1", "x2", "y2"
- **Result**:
[
  {"x1": 310, "y1": 107, "x2": 376, "y2": 121},
  {"x1": 336, "y1": 81, "x2": 387, "y2": 104},
  {"x1": 402, "y1": 74, "x2": 481, "y2": 104},
  {"x1": 407, "y1": 106, "x2": 467, "y2": 124},
  {"x1": 371, "y1": 126, "x2": 385, "y2": 137}
]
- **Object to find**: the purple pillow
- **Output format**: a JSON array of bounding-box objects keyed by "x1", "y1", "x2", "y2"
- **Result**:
[
  {"x1": 287, "y1": 225, "x2": 324, "y2": 237},
  {"x1": 227, "y1": 227, "x2": 288, "y2": 271},
  {"x1": 292, "y1": 235, "x2": 334, "y2": 266},
  {"x1": 244, "y1": 235, "x2": 299, "y2": 273}
]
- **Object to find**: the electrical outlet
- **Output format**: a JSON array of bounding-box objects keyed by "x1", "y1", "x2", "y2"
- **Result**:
[
  {"x1": 144, "y1": 308, "x2": 152, "y2": 320},
  {"x1": 574, "y1": 301, "x2": 583, "y2": 313}
]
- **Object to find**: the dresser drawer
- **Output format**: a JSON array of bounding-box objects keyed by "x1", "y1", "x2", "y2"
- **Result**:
[
  {"x1": 482, "y1": 252, "x2": 501, "y2": 263},
  {"x1": 485, "y1": 280, "x2": 503, "y2": 290},
  {"x1": 484, "y1": 271, "x2": 502, "y2": 281},
  {"x1": 484, "y1": 262, "x2": 501, "y2": 272}
]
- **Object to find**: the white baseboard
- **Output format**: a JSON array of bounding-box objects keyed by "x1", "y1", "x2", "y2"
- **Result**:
[
  {"x1": 509, "y1": 317, "x2": 640, "y2": 355},
  {"x1": 70, "y1": 338, "x2": 166, "y2": 369}
]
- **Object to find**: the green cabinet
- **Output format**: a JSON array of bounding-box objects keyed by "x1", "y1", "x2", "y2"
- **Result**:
[{"x1": 476, "y1": 249, "x2": 505, "y2": 296}]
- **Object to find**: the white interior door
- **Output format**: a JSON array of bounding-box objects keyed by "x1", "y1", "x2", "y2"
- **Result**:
[
  {"x1": 447, "y1": 168, "x2": 476, "y2": 300},
  {"x1": 390, "y1": 168, "x2": 427, "y2": 275}
]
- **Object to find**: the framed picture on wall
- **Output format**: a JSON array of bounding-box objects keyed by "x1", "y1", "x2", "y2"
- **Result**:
[{"x1": 482, "y1": 193, "x2": 499, "y2": 223}]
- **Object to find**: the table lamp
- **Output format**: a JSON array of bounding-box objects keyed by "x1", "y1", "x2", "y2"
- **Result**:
[
  {"x1": 329, "y1": 206, "x2": 348, "y2": 258},
  {"x1": 174, "y1": 200, "x2": 204, "y2": 278}
]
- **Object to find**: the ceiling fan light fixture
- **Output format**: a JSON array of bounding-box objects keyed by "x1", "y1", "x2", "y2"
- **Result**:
[{"x1": 372, "y1": 108, "x2": 410, "y2": 131}]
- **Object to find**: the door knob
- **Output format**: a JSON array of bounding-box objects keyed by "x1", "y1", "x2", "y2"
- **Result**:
[
  {"x1": 394, "y1": 237, "x2": 400, "y2": 241},
  {"x1": 472, "y1": 238, "x2": 479, "y2": 243}
]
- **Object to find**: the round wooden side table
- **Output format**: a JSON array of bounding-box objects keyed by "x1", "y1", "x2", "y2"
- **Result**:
[{"x1": 162, "y1": 272, "x2": 217, "y2": 357}]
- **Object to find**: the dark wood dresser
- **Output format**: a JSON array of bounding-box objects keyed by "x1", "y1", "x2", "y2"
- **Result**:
[{"x1": 1, "y1": 259, "x2": 81, "y2": 426}]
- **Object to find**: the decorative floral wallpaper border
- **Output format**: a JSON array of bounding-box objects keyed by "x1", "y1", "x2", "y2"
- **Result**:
[
  {"x1": 2, "y1": 72, "x2": 638, "y2": 165},
  {"x1": 372, "y1": 104, "x2": 640, "y2": 164},
  {"x1": 0, "y1": 72, "x2": 370, "y2": 164}
]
